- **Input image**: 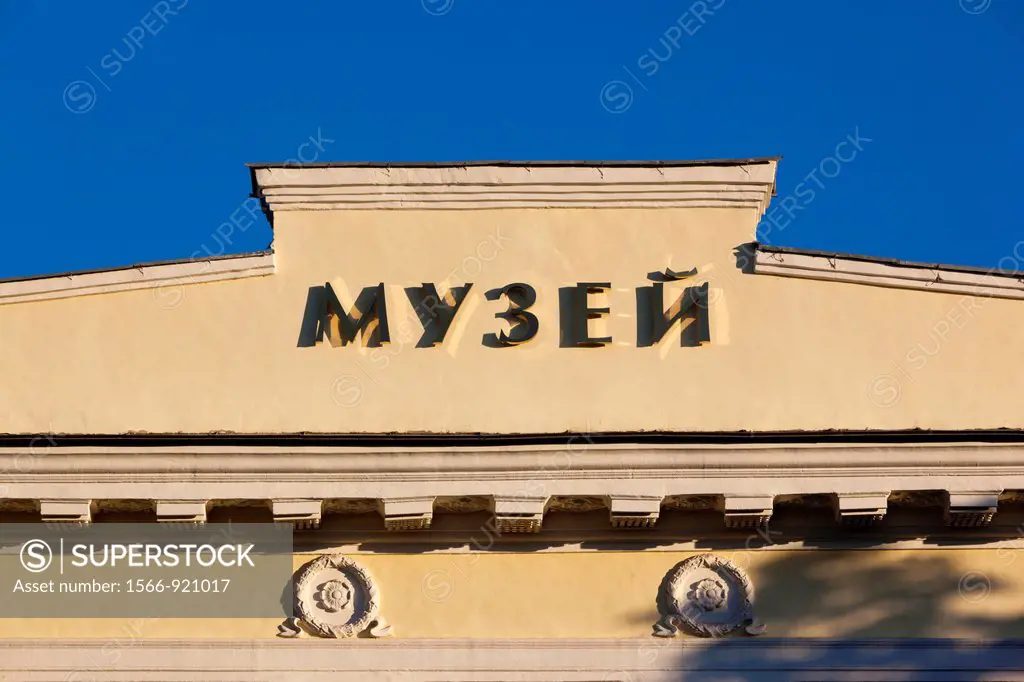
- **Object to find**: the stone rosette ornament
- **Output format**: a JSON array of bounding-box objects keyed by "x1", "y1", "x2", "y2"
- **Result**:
[
  {"x1": 653, "y1": 553, "x2": 766, "y2": 638},
  {"x1": 277, "y1": 554, "x2": 392, "y2": 638}
]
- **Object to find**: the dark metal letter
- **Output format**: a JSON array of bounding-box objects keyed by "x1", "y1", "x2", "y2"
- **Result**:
[
  {"x1": 647, "y1": 281, "x2": 710, "y2": 346},
  {"x1": 319, "y1": 282, "x2": 391, "y2": 347},
  {"x1": 567, "y1": 282, "x2": 612, "y2": 347},
  {"x1": 405, "y1": 283, "x2": 473, "y2": 347},
  {"x1": 484, "y1": 283, "x2": 539, "y2": 347}
]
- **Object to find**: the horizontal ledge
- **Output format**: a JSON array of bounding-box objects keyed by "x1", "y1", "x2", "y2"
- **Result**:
[
  {"x1": 0, "y1": 638, "x2": 1020, "y2": 679},
  {"x1": 2, "y1": 636, "x2": 1017, "y2": 649},
  {"x1": 261, "y1": 181, "x2": 770, "y2": 193},
  {"x1": 253, "y1": 164, "x2": 776, "y2": 216},
  {"x1": 6, "y1": 429, "x2": 1024, "y2": 447},
  {"x1": 4, "y1": 630, "x2": 1019, "y2": 647},
  {"x1": 261, "y1": 187, "x2": 767, "y2": 203},
  {"x1": 265, "y1": 200, "x2": 766, "y2": 211},
  {"x1": 1, "y1": 442, "x2": 1023, "y2": 474},
  {"x1": 3, "y1": 478, "x2": 1020, "y2": 499},
  {"x1": 252, "y1": 163, "x2": 779, "y2": 187},
  {"x1": 753, "y1": 248, "x2": 1024, "y2": 300},
  {"x1": 0, "y1": 253, "x2": 275, "y2": 306},
  {"x1": 247, "y1": 158, "x2": 782, "y2": 169}
]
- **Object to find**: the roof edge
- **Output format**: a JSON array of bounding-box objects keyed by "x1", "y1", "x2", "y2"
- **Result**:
[
  {"x1": 754, "y1": 243, "x2": 1024, "y2": 300},
  {"x1": 2, "y1": 428, "x2": 1024, "y2": 447},
  {"x1": 246, "y1": 157, "x2": 782, "y2": 170},
  {"x1": 0, "y1": 251, "x2": 275, "y2": 306},
  {"x1": 249, "y1": 159, "x2": 780, "y2": 216},
  {"x1": 757, "y1": 244, "x2": 1024, "y2": 279},
  {"x1": 0, "y1": 249, "x2": 274, "y2": 286}
]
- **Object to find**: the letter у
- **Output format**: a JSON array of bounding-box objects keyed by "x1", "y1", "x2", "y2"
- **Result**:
[{"x1": 406, "y1": 283, "x2": 473, "y2": 346}]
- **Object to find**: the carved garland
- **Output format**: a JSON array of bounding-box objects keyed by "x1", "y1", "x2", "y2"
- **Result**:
[
  {"x1": 654, "y1": 553, "x2": 765, "y2": 638},
  {"x1": 278, "y1": 554, "x2": 392, "y2": 639}
]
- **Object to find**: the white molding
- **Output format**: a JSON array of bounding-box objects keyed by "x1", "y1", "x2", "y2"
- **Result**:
[
  {"x1": 272, "y1": 498, "x2": 323, "y2": 529},
  {"x1": 609, "y1": 495, "x2": 662, "y2": 528},
  {"x1": 493, "y1": 495, "x2": 547, "y2": 533},
  {"x1": 723, "y1": 495, "x2": 774, "y2": 528},
  {"x1": 0, "y1": 638, "x2": 1020, "y2": 681},
  {"x1": 380, "y1": 496, "x2": 434, "y2": 531},
  {"x1": 835, "y1": 491, "x2": 889, "y2": 526},
  {"x1": 2, "y1": 443, "x2": 1023, "y2": 536},
  {"x1": 155, "y1": 500, "x2": 208, "y2": 524},
  {"x1": 946, "y1": 490, "x2": 1001, "y2": 528},
  {"x1": 5, "y1": 442, "x2": 1023, "y2": 475},
  {"x1": 252, "y1": 163, "x2": 778, "y2": 214},
  {"x1": 2, "y1": 443, "x2": 1022, "y2": 493},
  {"x1": 38, "y1": 499, "x2": 92, "y2": 524},
  {"x1": 0, "y1": 252, "x2": 275, "y2": 306},
  {"x1": 754, "y1": 248, "x2": 1024, "y2": 300}
]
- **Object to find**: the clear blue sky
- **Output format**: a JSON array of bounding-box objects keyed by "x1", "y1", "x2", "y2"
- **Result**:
[{"x1": 1, "y1": 0, "x2": 1021, "y2": 278}]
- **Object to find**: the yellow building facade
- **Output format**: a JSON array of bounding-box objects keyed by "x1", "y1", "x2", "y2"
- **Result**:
[{"x1": 1, "y1": 159, "x2": 1023, "y2": 680}]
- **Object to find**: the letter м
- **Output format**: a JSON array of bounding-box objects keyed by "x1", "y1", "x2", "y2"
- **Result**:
[{"x1": 318, "y1": 282, "x2": 391, "y2": 347}]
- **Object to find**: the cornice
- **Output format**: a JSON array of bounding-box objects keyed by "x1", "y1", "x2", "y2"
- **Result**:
[
  {"x1": 2, "y1": 442, "x2": 1021, "y2": 533},
  {"x1": 0, "y1": 441, "x2": 1020, "y2": 474},
  {"x1": 0, "y1": 252, "x2": 275, "y2": 306},
  {"x1": 754, "y1": 246, "x2": 1024, "y2": 300},
  {"x1": 251, "y1": 162, "x2": 778, "y2": 214}
]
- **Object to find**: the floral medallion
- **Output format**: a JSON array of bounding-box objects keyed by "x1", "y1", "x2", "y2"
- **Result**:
[
  {"x1": 277, "y1": 554, "x2": 392, "y2": 639},
  {"x1": 317, "y1": 579, "x2": 353, "y2": 612},
  {"x1": 692, "y1": 577, "x2": 727, "y2": 612},
  {"x1": 653, "y1": 553, "x2": 764, "y2": 638}
]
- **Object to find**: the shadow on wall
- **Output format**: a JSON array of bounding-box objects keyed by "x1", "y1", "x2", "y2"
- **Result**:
[{"x1": 651, "y1": 547, "x2": 1024, "y2": 681}]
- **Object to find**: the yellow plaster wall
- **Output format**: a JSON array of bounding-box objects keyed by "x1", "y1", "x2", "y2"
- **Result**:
[
  {"x1": 1, "y1": 207, "x2": 1023, "y2": 434},
  {"x1": 0, "y1": 549, "x2": 1021, "y2": 639}
]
